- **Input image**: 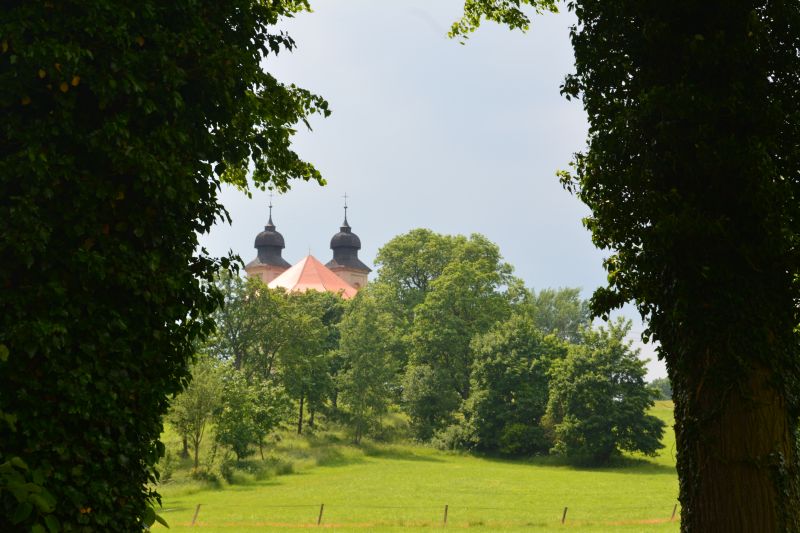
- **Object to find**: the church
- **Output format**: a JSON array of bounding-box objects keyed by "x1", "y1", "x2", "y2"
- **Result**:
[{"x1": 244, "y1": 203, "x2": 371, "y2": 299}]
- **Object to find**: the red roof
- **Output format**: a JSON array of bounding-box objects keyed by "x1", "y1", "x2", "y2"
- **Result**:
[{"x1": 267, "y1": 255, "x2": 358, "y2": 299}]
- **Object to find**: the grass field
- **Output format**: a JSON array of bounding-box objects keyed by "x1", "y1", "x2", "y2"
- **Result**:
[{"x1": 153, "y1": 401, "x2": 678, "y2": 532}]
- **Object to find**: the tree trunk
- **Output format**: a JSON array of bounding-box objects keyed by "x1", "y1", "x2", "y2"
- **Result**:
[
  {"x1": 308, "y1": 408, "x2": 315, "y2": 429},
  {"x1": 674, "y1": 360, "x2": 799, "y2": 532},
  {"x1": 181, "y1": 436, "x2": 190, "y2": 459},
  {"x1": 297, "y1": 393, "x2": 304, "y2": 435},
  {"x1": 193, "y1": 437, "x2": 200, "y2": 470}
]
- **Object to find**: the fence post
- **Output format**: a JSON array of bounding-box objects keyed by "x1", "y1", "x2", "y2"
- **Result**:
[
  {"x1": 561, "y1": 506, "x2": 568, "y2": 525},
  {"x1": 443, "y1": 504, "x2": 448, "y2": 526},
  {"x1": 671, "y1": 503, "x2": 678, "y2": 521},
  {"x1": 191, "y1": 504, "x2": 201, "y2": 527},
  {"x1": 317, "y1": 503, "x2": 325, "y2": 526}
]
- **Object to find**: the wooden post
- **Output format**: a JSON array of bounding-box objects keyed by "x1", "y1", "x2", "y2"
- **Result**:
[
  {"x1": 443, "y1": 504, "x2": 448, "y2": 526},
  {"x1": 561, "y1": 507, "x2": 568, "y2": 525},
  {"x1": 671, "y1": 503, "x2": 678, "y2": 521},
  {"x1": 317, "y1": 503, "x2": 325, "y2": 526},
  {"x1": 191, "y1": 504, "x2": 201, "y2": 527}
]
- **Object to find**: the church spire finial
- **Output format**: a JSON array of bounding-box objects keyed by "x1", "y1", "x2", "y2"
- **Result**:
[
  {"x1": 267, "y1": 191, "x2": 275, "y2": 226},
  {"x1": 342, "y1": 193, "x2": 350, "y2": 227}
]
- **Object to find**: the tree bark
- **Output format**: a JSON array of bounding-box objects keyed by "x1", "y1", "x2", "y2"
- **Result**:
[
  {"x1": 675, "y1": 361, "x2": 799, "y2": 532},
  {"x1": 297, "y1": 393, "x2": 304, "y2": 435},
  {"x1": 192, "y1": 436, "x2": 200, "y2": 470},
  {"x1": 181, "y1": 436, "x2": 190, "y2": 459}
]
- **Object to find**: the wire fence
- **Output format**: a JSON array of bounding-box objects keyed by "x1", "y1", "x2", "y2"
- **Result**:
[{"x1": 160, "y1": 500, "x2": 681, "y2": 529}]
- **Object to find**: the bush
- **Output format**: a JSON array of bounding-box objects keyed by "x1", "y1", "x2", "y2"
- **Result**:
[
  {"x1": 432, "y1": 423, "x2": 475, "y2": 451},
  {"x1": 498, "y1": 424, "x2": 549, "y2": 457}
]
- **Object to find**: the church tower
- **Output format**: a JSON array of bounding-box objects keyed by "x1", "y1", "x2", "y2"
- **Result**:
[
  {"x1": 244, "y1": 201, "x2": 291, "y2": 284},
  {"x1": 325, "y1": 199, "x2": 371, "y2": 289}
]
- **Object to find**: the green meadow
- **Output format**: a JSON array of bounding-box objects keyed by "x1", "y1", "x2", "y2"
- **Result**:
[{"x1": 153, "y1": 401, "x2": 678, "y2": 532}]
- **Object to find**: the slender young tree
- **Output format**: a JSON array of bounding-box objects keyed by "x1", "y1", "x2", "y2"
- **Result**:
[
  {"x1": 167, "y1": 356, "x2": 223, "y2": 470},
  {"x1": 453, "y1": 1, "x2": 800, "y2": 529}
]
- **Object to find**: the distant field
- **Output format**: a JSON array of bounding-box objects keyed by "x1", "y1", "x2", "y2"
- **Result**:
[{"x1": 154, "y1": 401, "x2": 678, "y2": 532}]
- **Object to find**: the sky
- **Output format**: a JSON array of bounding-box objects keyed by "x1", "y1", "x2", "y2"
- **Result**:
[{"x1": 199, "y1": 0, "x2": 667, "y2": 380}]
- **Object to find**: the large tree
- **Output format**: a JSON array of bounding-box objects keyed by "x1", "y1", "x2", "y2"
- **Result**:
[
  {"x1": 453, "y1": 0, "x2": 800, "y2": 529},
  {"x1": 466, "y1": 313, "x2": 566, "y2": 455},
  {"x1": 543, "y1": 320, "x2": 664, "y2": 465},
  {"x1": 0, "y1": 1, "x2": 327, "y2": 529}
]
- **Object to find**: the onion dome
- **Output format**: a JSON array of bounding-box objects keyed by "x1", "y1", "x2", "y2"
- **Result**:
[
  {"x1": 255, "y1": 215, "x2": 286, "y2": 249},
  {"x1": 249, "y1": 210, "x2": 291, "y2": 269},
  {"x1": 329, "y1": 217, "x2": 361, "y2": 250},
  {"x1": 326, "y1": 211, "x2": 371, "y2": 273}
]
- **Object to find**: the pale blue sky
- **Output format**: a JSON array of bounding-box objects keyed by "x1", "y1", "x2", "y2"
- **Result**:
[{"x1": 200, "y1": 0, "x2": 666, "y2": 379}]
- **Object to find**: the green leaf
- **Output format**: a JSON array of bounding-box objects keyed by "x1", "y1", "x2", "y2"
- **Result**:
[
  {"x1": 0, "y1": 344, "x2": 8, "y2": 362},
  {"x1": 9, "y1": 456, "x2": 28, "y2": 470},
  {"x1": 11, "y1": 501, "x2": 33, "y2": 524},
  {"x1": 44, "y1": 515, "x2": 61, "y2": 533},
  {"x1": 31, "y1": 493, "x2": 56, "y2": 513},
  {"x1": 142, "y1": 505, "x2": 156, "y2": 527},
  {"x1": 31, "y1": 525, "x2": 46, "y2": 533},
  {"x1": 154, "y1": 512, "x2": 170, "y2": 528}
]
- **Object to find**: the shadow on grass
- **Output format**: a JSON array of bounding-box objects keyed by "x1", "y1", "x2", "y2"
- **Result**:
[
  {"x1": 473, "y1": 453, "x2": 677, "y2": 476},
  {"x1": 313, "y1": 446, "x2": 367, "y2": 467},
  {"x1": 361, "y1": 443, "x2": 444, "y2": 463}
]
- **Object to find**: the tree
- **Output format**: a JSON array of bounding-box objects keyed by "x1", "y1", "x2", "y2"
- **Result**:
[
  {"x1": 466, "y1": 314, "x2": 566, "y2": 455},
  {"x1": 528, "y1": 287, "x2": 591, "y2": 343},
  {"x1": 167, "y1": 356, "x2": 223, "y2": 470},
  {"x1": 205, "y1": 270, "x2": 253, "y2": 370},
  {"x1": 278, "y1": 291, "x2": 335, "y2": 434},
  {"x1": 453, "y1": 1, "x2": 800, "y2": 528},
  {"x1": 206, "y1": 273, "x2": 296, "y2": 379},
  {"x1": 408, "y1": 234, "x2": 515, "y2": 399},
  {"x1": 401, "y1": 364, "x2": 461, "y2": 441},
  {"x1": 0, "y1": 1, "x2": 327, "y2": 529},
  {"x1": 214, "y1": 366, "x2": 288, "y2": 461},
  {"x1": 649, "y1": 377, "x2": 672, "y2": 401},
  {"x1": 543, "y1": 320, "x2": 665, "y2": 465},
  {"x1": 373, "y1": 230, "x2": 517, "y2": 437},
  {"x1": 337, "y1": 290, "x2": 400, "y2": 443},
  {"x1": 373, "y1": 228, "x2": 464, "y2": 311}
]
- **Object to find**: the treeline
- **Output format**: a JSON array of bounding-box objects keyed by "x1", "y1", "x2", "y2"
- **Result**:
[{"x1": 169, "y1": 229, "x2": 666, "y2": 467}]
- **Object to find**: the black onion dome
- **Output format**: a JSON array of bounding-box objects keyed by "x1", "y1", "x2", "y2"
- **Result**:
[
  {"x1": 329, "y1": 220, "x2": 361, "y2": 250},
  {"x1": 254, "y1": 217, "x2": 285, "y2": 249},
  {"x1": 326, "y1": 216, "x2": 371, "y2": 273},
  {"x1": 251, "y1": 215, "x2": 291, "y2": 269}
]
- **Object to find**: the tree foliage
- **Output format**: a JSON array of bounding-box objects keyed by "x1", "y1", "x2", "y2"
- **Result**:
[
  {"x1": 528, "y1": 287, "x2": 591, "y2": 343},
  {"x1": 401, "y1": 364, "x2": 461, "y2": 441},
  {"x1": 649, "y1": 377, "x2": 671, "y2": 401},
  {"x1": 337, "y1": 290, "x2": 400, "y2": 443},
  {"x1": 0, "y1": 1, "x2": 327, "y2": 529},
  {"x1": 453, "y1": 0, "x2": 800, "y2": 528},
  {"x1": 466, "y1": 314, "x2": 566, "y2": 455},
  {"x1": 167, "y1": 356, "x2": 223, "y2": 470},
  {"x1": 207, "y1": 273, "x2": 297, "y2": 378},
  {"x1": 278, "y1": 291, "x2": 340, "y2": 434},
  {"x1": 214, "y1": 367, "x2": 288, "y2": 461},
  {"x1": 544, "y1": 320, "x2": 664, "y2": 464}
]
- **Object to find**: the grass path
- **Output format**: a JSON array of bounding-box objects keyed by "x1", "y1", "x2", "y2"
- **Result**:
[{"x1": 155, "y1": 402, "x2": 678, "y2": 532}]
